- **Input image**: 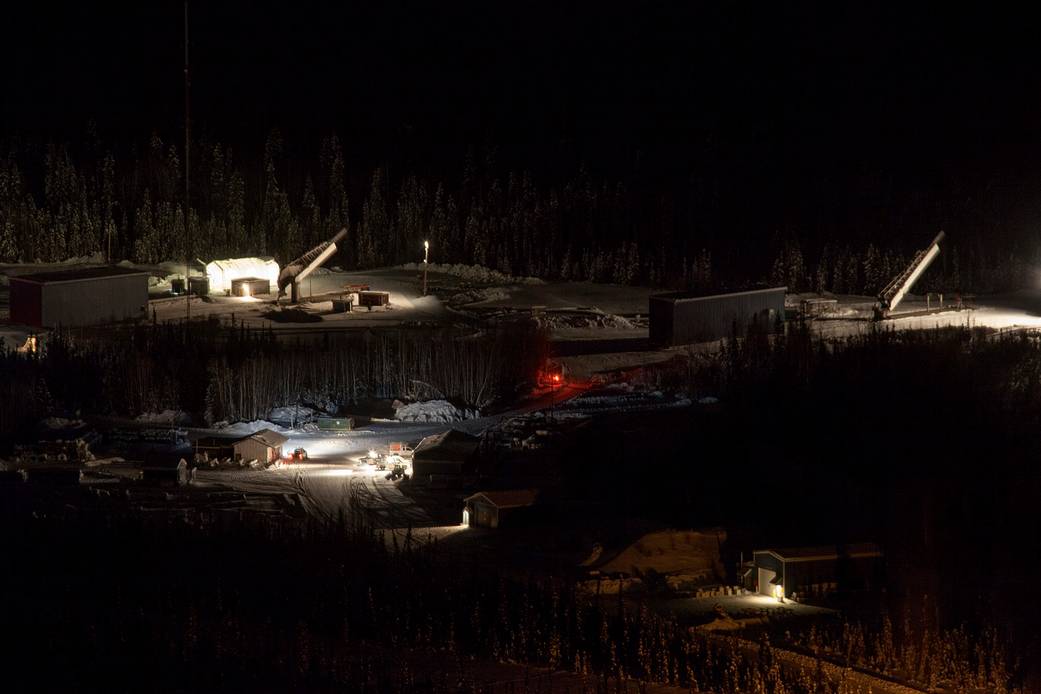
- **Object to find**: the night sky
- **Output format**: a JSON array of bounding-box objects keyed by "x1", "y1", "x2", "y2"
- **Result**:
[{"x1": 5, "y1": 4, "x2": 1041, "y2": 243}]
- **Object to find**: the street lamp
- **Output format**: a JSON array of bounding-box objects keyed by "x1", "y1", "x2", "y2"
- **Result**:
[{"x1": 422, "y1": 240, "x2": 430, "y2": 296}]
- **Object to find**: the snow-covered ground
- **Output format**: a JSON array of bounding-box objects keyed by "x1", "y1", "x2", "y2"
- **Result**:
[{"x1": 399, "y1": 261, "x2": 543, "y2": 286}]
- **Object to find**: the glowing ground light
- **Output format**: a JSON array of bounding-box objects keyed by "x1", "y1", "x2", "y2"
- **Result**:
[{"x1": 316, "y1": 468, "x2": 353, "y2": 478}]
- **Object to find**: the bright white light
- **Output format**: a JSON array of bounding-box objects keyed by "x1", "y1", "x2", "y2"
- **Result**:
[
  {"x1": 367, "y1": 449, "x2": 378, "y2": 460},
  {"x1": 205, "y1": 257, "x2": 280, "y2": 293},
  {"x1": 461, "y1": 508, "x2": 470, "y2": 527},
  {"x1": 773, "y1": 584, "x2": 784, "y2": 601},
  {"x1": 315, "y1": 468, "x2": 353, "y2": 478}
]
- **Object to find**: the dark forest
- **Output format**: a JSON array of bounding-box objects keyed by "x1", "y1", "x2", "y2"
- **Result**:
[{"x1": 4, "y1": 4, "x2": 1041, "y2": 292}]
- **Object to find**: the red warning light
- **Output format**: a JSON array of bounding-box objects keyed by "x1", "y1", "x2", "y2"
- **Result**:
[{"x1": 553, "y1": 374, "x2": 561, "y2": 382}]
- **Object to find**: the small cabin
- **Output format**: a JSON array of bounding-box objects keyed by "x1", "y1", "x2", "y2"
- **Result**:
[
  {"x1": 195, "y1": 429, "x2": 288, "y2": 464},
  {"x1": 464, "y1": 489, "x2": 539, "y2": 529},
  {"x1": 141, "y1": 457, "x2": 189, "y2": 486}
]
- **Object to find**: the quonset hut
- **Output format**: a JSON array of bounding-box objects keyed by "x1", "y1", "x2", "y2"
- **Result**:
[
  {"x1": 9, "y1": 266, "x2": 149, "y2": 328},
  {"x1": 648, "y1": 286, "x2": 786, "y2": 346},
  {"x1": 204, "y1": 257, "x2": 280, "y2": 294}
]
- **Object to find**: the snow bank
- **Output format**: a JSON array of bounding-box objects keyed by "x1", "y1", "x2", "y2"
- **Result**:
[
  {"x1": 215, "y1": 419, "x2": 291, "y2": 435},
  {"x1": 449, "y1": 286, "x2": 513, "y2": 305},
  {"x1": 135, "y1": 410, "x2": 189, "y2": 425},
  {"x1": 41, "y1": 416, "x2": 87, "y2": 430},
  {"x1": 267, "y1": 405, "x2": 319, "y2": 426},
  {"x1": 57, "y1": 253, "x2": 105, "y2": 265},
  {"x1": 537, "y1": 310, "x2": 635, "y2": 331},
  {"x1": 399, "y1": 262, "x2": 543, "y2": 285},
  {"x1": 393, "y1": 399, "x2": 479, "y2": 423}
]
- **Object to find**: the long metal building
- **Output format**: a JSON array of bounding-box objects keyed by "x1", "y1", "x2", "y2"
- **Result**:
[
  {"x1": 9, "y1": 266, "x2": 150, "y2": 328},
  {"x1": 648, "y1": 286, "x2": 786, "y2": 345}
]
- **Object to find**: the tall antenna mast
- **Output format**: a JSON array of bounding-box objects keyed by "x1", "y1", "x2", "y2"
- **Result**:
[{"x1": 184, "y1": 1, "x2": 191, "y2": 327}]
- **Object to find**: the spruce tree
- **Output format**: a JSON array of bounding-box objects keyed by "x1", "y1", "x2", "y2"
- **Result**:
[{"x1": 358, "y1": 168, "x2": 388, "y2": 268}]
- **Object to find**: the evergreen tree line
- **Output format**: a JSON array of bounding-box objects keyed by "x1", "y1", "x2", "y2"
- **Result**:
[
  {"x1": 3, "y1": 130, "x2": 1037, "y2": 293},
  {"x1": 769, "y1": 237, "x2": 1037, "y2": 295},
  {"x1": 0, "y1": 321, "x2": 547, "y2": 442}
]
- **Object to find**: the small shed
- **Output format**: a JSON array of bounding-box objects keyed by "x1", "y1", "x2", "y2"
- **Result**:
[
  {"x1": 748, "y1": 542, "x2": 883, "y2": 599},
  {"x1": 317, "y1": 416, "x2": 354, "y2": 431},
  {"x1": 141, "y1": 457, "x2": 189, "y2": 486},
  {"x1": 411, "y1": 429, "x2": 480, "y2": 484},
  {"x1": 649, "y1": 286, "x2": 786, "y2": 346},
  {"x1": 464, "y1": 489, "x2": 539, "y2": 528},
  {"x1": 358, "y1": 291, "x2": 390, "y2": 309},
  {"x1": 9, "y1": 266, "x2": 149, "y2": 328},
  {"x1": 188, "y1": 276, "x2": 210, "y2": 296},
  {"x1": 195, "y1": 429, "x2": 288, "y2": 464}
]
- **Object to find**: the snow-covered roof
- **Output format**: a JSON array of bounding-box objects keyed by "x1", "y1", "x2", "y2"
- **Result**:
[
  {"x1": 413, "y1": 429, "x2": 480, "y2": 460},
  {"x1": 247, "y1": 429, "x2": 289, "y2": 448},
  {"x1": 465, "y1": 489, "x2": 539, "y2": 509},
  {"x1": 11, "y1": 266, "x2": 150, "y2": 284}
]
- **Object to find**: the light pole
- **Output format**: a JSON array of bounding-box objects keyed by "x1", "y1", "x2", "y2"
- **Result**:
[
  {"x1": 422, "y1": 240, "x2": 430, "y2": 296},
  {"x1": 184, "y1": 1, "x2": 191, "y2": 328}
]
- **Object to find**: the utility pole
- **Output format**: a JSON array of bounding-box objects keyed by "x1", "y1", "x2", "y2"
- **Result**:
[
  {"x1": 184, "y1": 1, "x2": 191, "y2": 327},
  {"x1": 422, "y1": 240, "x2": 429, "y2": 296}
]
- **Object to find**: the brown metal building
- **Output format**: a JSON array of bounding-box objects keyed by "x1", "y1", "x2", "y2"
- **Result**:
[
  {"x1": 195, "y1": 429, "x2": 288, "y2": 464},
  {"x1": 9, "y1": 266, "x2": 149, "y2": 328},
  {"x1": 464, "y1": 489, "x2": 539, "y2": 528},
  {"x1": 745, "y1": 543, "x2": 884, "y2": 600}
]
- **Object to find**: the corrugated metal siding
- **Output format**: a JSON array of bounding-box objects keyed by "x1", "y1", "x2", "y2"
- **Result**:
[
  {"x1": 474, "y1": 502, "x2": 498, "y2": 528},
  {"x1": 648, "y1": 296, "x2": 674, "y2": 344},
  {"x1": 650, "y1": 288, "x2": 786, "y2": 345},
  {"x1": 234, "y1": 438, "x2": 280, "y2": 463},
  {"x1": 26, "y1": 274, "x2": 148, "y2": 328}
]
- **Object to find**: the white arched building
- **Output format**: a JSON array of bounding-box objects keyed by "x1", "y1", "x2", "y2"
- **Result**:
[{"x1": 204, "y1": 257, "x2": 280, "y2": 294}]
